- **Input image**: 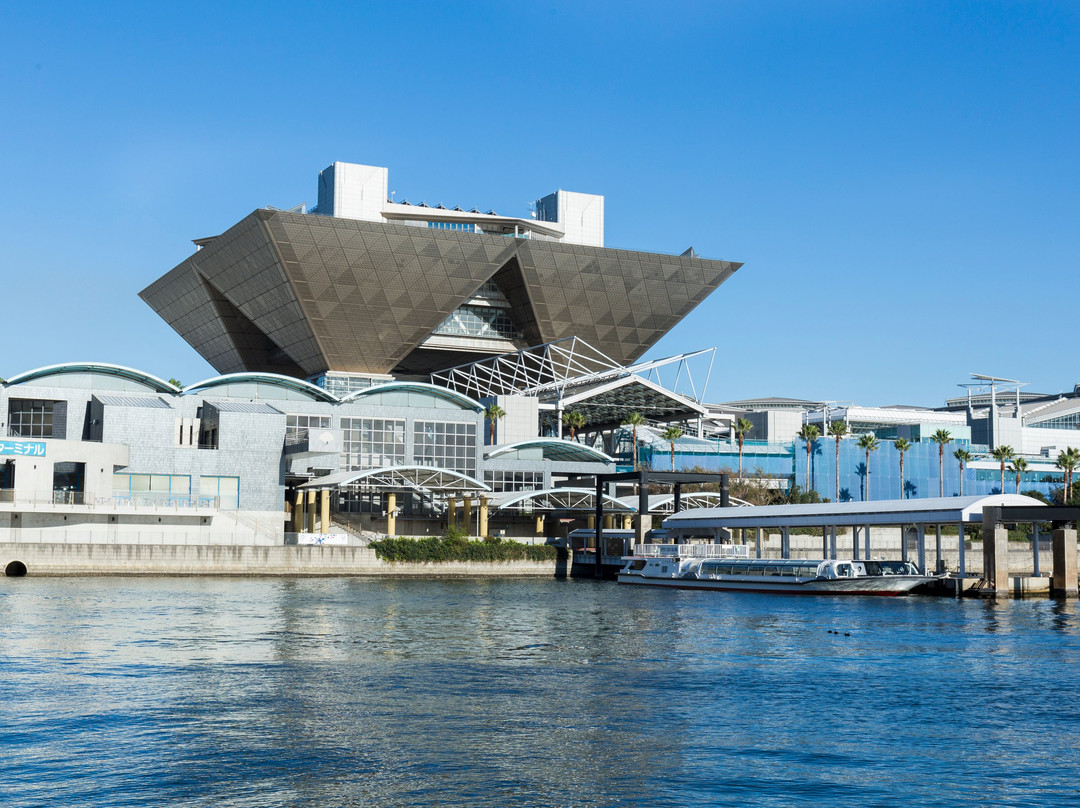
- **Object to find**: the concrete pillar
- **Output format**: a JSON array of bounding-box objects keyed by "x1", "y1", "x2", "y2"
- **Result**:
[
  {"x1": 478, "y1": 496, "x2": 489, "y2": 538},
  {"x1": 982, "y1": 507, "x2": 1010, "y2": 598},
  {"x1": 306, "y1": 490, "x2": 317, "y2": 534},
  {"x1": 293, "y1": 490, "x2": 304, "y2": 533},
  {"x1": 829, "y1": 526, "x2": 837, "y2": 560},
  {"x1": 448, "y1": 497, "x2": 457, "y2": 529},
  {"x1": 935, "y1": 524, "x2": 943, "y2": 574},
  {"x1": 781, "y1": 526, "x2": 790, "y2": 559},
  {"x1": 821, "y1": 527, "x2": 828, "y2": 558},
  {"x1": 958, "y1": 523, "x2": 966, "y2": 576},
  {"x1": 536, "y1": 514, "x2": 544, "y2": 535},
  {"x1": 864, "y1": 523, "x2": 871, "y2": 560},
  {"x1": 755, "y1": 527, "x2": 762, "y2": 559},
  {"x1": 320, "y1": 489, "x2": 330, "y2": 533},
  {"x1": 917, "y1": 524, "x2": 926, "y2": 573},
  {"x1": 463, "y1": 495, "x2": 473, "y2": 536},
  {"x1": 852, "y1": 526, "x2": 859, "y2": 561},
  {"x1": 1051, "y1": 528, "x2": 1078, "y2": 598},
  {"x1": 386, "y1": 492, "x2": 397, "y2": 536},
  {"x1": 603, "y1": 514, "x2": 613, "y2": 530},
  {"x1": 622, "y1": 514, "x2": 632, "y2": 530},
  {"x1": 901, "y1": 526, "x2": 910, "y2": 563}
]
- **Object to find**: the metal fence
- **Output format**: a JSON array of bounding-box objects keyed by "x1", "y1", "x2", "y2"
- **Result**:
[{"x1": 633, "y1": 543, "x2": 751, "y2": 559}]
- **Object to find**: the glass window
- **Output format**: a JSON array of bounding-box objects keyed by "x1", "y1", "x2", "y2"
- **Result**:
[
  {"x1": 8, "y1": 399, "x2": 54, "y2": 438},
  {"x1": 414, "y1": 420, "x2": 477, "y2": 476},
  {"x1": 341, "y1": 418, "x2": 406, "y2": 470},
  {"x1": 286, "y1": 413, "x2": 331, "y2": 438},
  {"x1": 483, "y1": 470, "x2": 544, "y2": 492}
]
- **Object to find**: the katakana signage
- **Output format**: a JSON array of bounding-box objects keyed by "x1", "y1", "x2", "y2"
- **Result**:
[{"x1": 0, "y1": 440, "x2": 46, "y2": 457}]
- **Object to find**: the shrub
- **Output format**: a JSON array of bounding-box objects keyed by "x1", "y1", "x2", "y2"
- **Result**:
[{"x1": 369, "y1": 535, "x2": 557, "y2": 563}]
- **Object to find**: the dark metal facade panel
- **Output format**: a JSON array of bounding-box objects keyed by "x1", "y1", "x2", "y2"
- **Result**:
[{"x1": 142, "y1": 210, "x2": 742, "y2": 377}]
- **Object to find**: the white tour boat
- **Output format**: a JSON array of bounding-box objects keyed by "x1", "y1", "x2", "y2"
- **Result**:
[{"x1": 617, "y1": 555, "x2": 935, "y2": 596}]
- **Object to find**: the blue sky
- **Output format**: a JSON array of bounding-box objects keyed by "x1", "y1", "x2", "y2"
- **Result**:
[{"x1": 2, "y1": 1, "x2": 1077, "y2": 406}]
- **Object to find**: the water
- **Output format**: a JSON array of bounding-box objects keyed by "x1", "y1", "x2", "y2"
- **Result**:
[{"x1": 2, "y1": 578, "x2": 1079, "y2": 807}]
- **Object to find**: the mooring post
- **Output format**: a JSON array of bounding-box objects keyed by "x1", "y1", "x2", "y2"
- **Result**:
[
  {"x1": 821, "y1": 526, "x2": 828, "y2": 558},
  {"x1": 916, "y1": 524, "x2": 926, "y2": 573},
  {"x1": 852, "y1": 526, "x2": 860, "y2": 561},
  {"x1": 982, "y1": 506, "x2": 1010, "y2": 598},
  {"x1": 594, "y1": 475, "x2": 604, "y2": 579},
  {"x1": 781, "y1": 526, "x2": 790, "y2": 559},
  {"x1": 901, "y1": 525, "x2": 909, "y2": 563},
  {"x1": 1051, "y1": 528, "x2": 1078, "y2": 598},
  {"x1": 829, "y1": 526, "x2": 837, "y2": 560},
  {"x1": 935, "y1": 524, "x2": 943, "y2": 574}
]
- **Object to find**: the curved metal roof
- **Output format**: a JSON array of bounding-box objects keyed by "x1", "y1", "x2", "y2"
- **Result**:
[
  {"x1": 182, "y1": 372, "x2": 338, "y2": 403},
  {"x1": 299, "y1": 465, "x2": 489, "y2": 492},
  {"x1": 484, "y1": 439, "x2": 613, "y2": 463},
  {"x1": 3, "y1": 362, "x2": 180, "y2": 393},
  {"x1": 339, "y1": 382, "x2": 482, "y2": 412},
  {"x1": 664, "y1": 494, "x2": 1048, "y2": 530},
  {"x1": 488, "y1": 488, "x2": 635, "y2": 512}
]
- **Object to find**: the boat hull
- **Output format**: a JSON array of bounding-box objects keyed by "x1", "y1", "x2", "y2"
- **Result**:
[{"x1": 616, "y1": 574, "x2": 930, "y2": 596}]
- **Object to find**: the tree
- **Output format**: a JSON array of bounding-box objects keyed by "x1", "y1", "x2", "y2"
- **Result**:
[
  {"x1": 1055, "y1": 447, "x2": 1079, "y2": 503},
  {"x1": 1008, "y1": 456, "x2": 1029, "y2": 494},
  {"x1": 953, "y1": 448, "x2": 972, "y2": 497},
  {"x1": 894, "y1": 438, "x2": 911, "y2": 499},
  {"x1": 660, "y1": 426, "x2": 684, "y2": 471},
  {"x1": 483, "y1": 404, "x2": 505, "y2": 445},
  {"x1": 733, "y1": 418, "x2": 754, "y2": 481},
  {"x1": 827, "y1": 420, "x2": 848, "y2": 501},
  {"x1": 930, "y1": 429, "x2": 953, "y2": 497},
  {"x1": 562, "y1": 410, "x2": 586, "y2": 440},
  {"x1": 623, "y1": 412, "x2": 647, "y2": 470},
  {"x1": 796, "y1": 424, "x2": 820, "y2": 494},
  {"x1": 856, "y1": 433, "x2": 880, "y2": 500},
  {"x1": 168, "y1": 378, "x2": 183, "y2": 389},
  {"x1": 989, "y1": 445, "x2": 1015, "y2": 494}
]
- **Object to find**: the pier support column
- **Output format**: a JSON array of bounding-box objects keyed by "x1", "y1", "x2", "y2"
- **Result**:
[
  {"x1": 901, "y1": 526, "x2": 910, "y2": 563},
  {"x1": 463, "y1": 496, "x2": 473, "y2": 536},
  {"x1": 829, "y1": 526, "x2": 837, "y2": 560},
  {"x1": 852, "y1": 526, "x2": 859, "y2": 560},
  {"x1": 821, "y1": 527, "x2": 828, "y2": 558},
  {"x1": 1051, "y1": 528, "x2": 1078, "y2": 598},
  {"x1": 306, "y1": 490, "x2": 317, "y2": 534},
  {"x1": 781, "y1": 527, "x2": 790, "y2": 559},
  {"x1": 448, "y1": 497, "x2": 457, "y2": 530},
  {"x1": 755, "y1": 527, "x2": 762, "y2": 559},
  {"x1": 320, "y1": 489, "x2": 330, "y2": 533},
  {"x1": 958, "y1": 523, "x2": 966, "y2": 577},
  {"x1": 386, "y1": 492, "x2": 397, "y2": 537},
  {"x1": 1032, "y1": 523, "x2": 1041, "y2": 578},
  {"x1": 916, "y1": 524, "x2": 926, "y2": 573},
  {"x1": 935, "y1": 524, "x2": 943, "y2": 574},
  {"x1": 478, "y1": 496, "x2": 488, "y2": 538},
  {"x1": 293, "y1": 490, "x2": 304, "y2": 533},
  {"x1": 864, "y1": 523, "x2": 871, "y2": 560},
  {"x1": 982, "y1": 507, "x2": 1010, "y2": 598}
]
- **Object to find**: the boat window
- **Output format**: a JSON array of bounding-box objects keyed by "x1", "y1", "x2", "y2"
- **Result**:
[
  {"x1": 796, "y1": 565, "x2": 818, "y2": 578},
  {"x1": 836, "y1": 563, "x2": 853, "y2": 577},
  {"x1": 780, "y1": 565, "x2": 798, "y2": 577},
  {"x1": 746, "y1": 565, "x2": 765, "y2": 576}
]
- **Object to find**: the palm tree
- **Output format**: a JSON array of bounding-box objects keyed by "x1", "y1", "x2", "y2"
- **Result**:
[
  {"x1": 1009, "y1": 457, "x2": 1029, "y2": 494},
  {"x1": 856, "y1": 434, "x2": 880, "y2": 500},
  {"x1": 623, "y1": 412, "x2": 646, "y2": 470},
  {"x1": 894, "y1": 438, "x2": 911, "y2": 499},
  {"x1": 660, "y1": 426, "x2": 683, "y2": 471},
  {"x1": 989, "y1": 445, "x2": 1014, "y2": 494},
  {"x1": 1056, "y1": 447, "x2": 1079, "y2": 503},
  {"x1": 827, "y1": 420, "x2": 847, "y2": 501},
  {"x1": 562, "y1": 410, "x2": 586, "y2": 441},
  {"x1": 953, "y1": 448, "x2": 972, "y2": 497},
  {"x1": 930, "y1": 429, "x2": 952, "y2": 497},
  {"x1": 168, "y1": 378, "x2": 183, "y2": 389},
  {"x1": 733, "y1": 418, "x2": 754, "y2": 481},
  {"x1": 483, "y1": 404, "x2": 505, "y2": 445},
  {"x1": 796, "y1": 424, "x2": 820, "y2": 493}
]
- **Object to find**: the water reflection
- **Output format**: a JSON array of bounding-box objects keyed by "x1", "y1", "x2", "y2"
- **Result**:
[{"x1": 1, "y1": 578, "x2": 1079, "y2": 807}]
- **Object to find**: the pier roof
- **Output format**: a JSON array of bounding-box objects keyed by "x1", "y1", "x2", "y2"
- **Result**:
[{"x1": 664, "y1": 494, "x2": 1048, "y2": 530}]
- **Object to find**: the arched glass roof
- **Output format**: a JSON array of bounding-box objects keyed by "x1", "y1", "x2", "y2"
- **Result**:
[
  {"x1": 485, "y1": 439, "x2": 613, "y2": 463},
  {"x1": 339, "y1": 382, "x2": 483, "y2": 412},
  {"x1": 182, "y1": 372, "x2": 338, "y2": 403},
  {"x1": 3, "y1": 362, "x2": 180, "y2": 394},
  {"x1": 299, "y1": 465, "x2": 489, "y2": 492}
]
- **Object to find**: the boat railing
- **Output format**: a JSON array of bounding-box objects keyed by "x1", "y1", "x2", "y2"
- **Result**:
[{"x1": 633, "y1": 543, "x2": 751, "y2": 559}]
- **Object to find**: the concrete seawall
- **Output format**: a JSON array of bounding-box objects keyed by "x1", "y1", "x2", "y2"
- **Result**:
[{"x1": 0, "y1": 543, "x2": 560, "y2": 577}]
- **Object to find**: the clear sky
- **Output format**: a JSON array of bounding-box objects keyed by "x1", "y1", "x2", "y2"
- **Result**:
[{"x1": 2, "y1": 1, "x2": 1077, "y2": 406}]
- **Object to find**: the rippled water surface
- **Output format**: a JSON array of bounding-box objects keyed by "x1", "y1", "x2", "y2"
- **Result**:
[{"x1": 2, "y1": 577, "x2": 1079, "y2": 807}]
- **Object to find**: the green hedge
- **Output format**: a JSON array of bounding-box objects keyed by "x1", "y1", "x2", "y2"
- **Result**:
[{"x1": 369, "y1": 535, "x2": 558, "y2": 563}]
